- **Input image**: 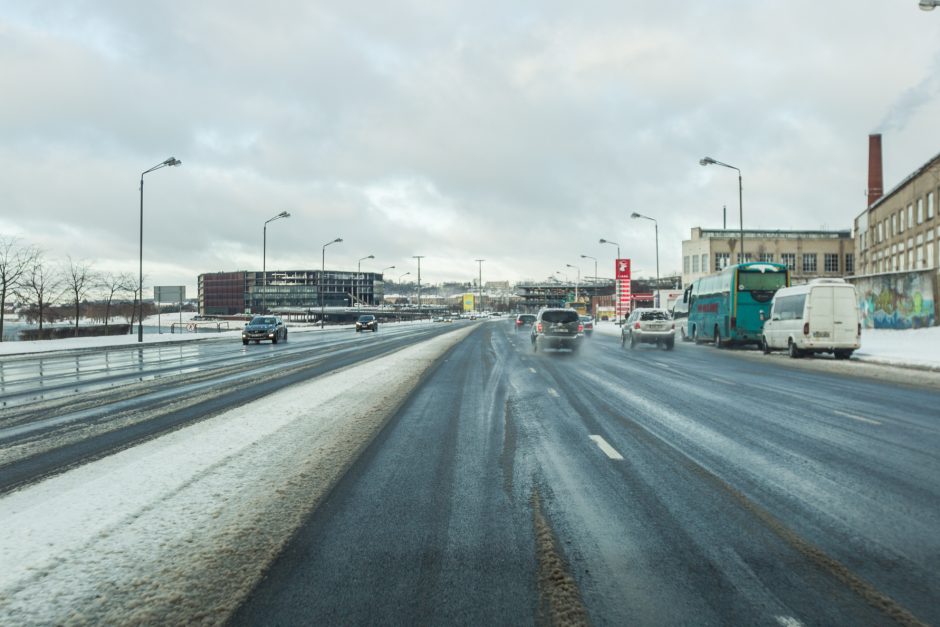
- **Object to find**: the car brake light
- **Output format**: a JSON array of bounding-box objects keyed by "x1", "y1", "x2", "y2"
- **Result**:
[
  {"x1": 634, "y1": 322, "x2": 640, "y2": 329},
  {"x1": 671, "y1": 322, "x2": 675, "y2": 329},
  {"x1": 537, "y1": 323, "x2": 543, "y2": 332},
  {"x1": 578, "y1": 324, "x2": 584, "y2": 332},
  {"x1": 803, "y1": 322, "x2": 809, "y2": 335}
]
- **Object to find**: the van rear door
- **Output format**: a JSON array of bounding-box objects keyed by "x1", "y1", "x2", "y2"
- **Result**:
[
  {"x1": 807, "y1": 286, "x2": 834, "y2": 344},
  {"x1": 832, "y1": 286, "x2": 860, "y2": 345}
]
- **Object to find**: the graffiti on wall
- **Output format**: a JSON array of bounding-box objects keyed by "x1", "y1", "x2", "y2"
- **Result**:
[{"x1": 853, "y1": 271, "x2": 936, "y2": 329}]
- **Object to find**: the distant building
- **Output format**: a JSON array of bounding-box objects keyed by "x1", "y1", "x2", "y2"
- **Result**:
[
  {"x1": 681, "y1": 227, "x2": 854, "y2": 287},
  {"x1": 198, "y1": 270, "x2": 385, "y2": 316}
]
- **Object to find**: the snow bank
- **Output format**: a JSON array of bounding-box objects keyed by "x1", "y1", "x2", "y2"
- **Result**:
[{"x1": 0, "y1": 324, "x2": 474, "y2": 625}]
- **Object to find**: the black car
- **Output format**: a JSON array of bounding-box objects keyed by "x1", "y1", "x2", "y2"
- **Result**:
[
  {"x1": 242, "y1": 316, "x2": 287, "y2": 345},
  {"x1": 514, "y1": 313, "x2": 536, "y2": 331},
  {"x1": 530, "y1": 308, "x2": 583, "y2": 352},
  {"x1": 356, "y1": 314, "x2": 378, "y2": 332}
]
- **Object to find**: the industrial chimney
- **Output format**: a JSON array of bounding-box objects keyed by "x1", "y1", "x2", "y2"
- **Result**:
[{"x1": 867, "y1": 134, "x2": 883, "y2": 207}]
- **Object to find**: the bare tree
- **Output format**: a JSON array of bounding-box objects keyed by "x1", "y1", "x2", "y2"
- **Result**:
[
  {"x1": 99, "y1": 271, "x2": 133, "y2": 328},
  {"x1": 63, "y1": 257, "x2": 98, "y2": 337},
  {"x1": 0, "y1": 236, "x2": 39, "y2": 342},
  {"x1": 16, "y1": 253, "x2": 62, "y2": 332}
]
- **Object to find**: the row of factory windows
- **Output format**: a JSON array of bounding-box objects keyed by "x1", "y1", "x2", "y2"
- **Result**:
[{"x1": 684, "y1": 253, "x2": 853, "y2": 275}]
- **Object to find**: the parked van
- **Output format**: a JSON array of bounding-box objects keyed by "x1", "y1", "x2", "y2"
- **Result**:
[{"x1": 761, "y1": 278, "x2": 861, "y2": 359}]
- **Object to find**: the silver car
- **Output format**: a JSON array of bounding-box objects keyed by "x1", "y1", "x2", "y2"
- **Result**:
[{"x1": 621, "y1": 308, "x2": 675, "y2": 350}]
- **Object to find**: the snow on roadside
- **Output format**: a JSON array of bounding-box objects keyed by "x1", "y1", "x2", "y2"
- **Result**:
[{"x1": 0, "y1": 324, "x2": 474, "y2": 625}]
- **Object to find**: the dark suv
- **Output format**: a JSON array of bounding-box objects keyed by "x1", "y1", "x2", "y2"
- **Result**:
[
  {"x1": 242, "y1": 316, "x2": 287, "y2": 345},
  {"x1": 355, "y1": 314, "x2": 378, "y2": 332},
  {"x1": 530, "y1": 308, "x2": 583, "y2": 352}
]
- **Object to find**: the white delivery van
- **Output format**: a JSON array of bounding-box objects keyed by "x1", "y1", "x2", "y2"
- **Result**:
[{"x1": 761, "y1": 278, "x2": 861, "y2": 359}]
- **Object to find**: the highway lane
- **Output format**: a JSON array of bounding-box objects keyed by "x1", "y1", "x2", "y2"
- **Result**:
[
  {"x1": 235, "y1": 320, "x2": 940, "y2": 625},
  {"x1": 0, "y1": 322, "x2": 463, "y2": 494}
]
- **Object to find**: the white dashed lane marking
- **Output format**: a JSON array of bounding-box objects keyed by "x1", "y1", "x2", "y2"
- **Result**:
[
  {"x1": 833, "y1": 409, "x2": 882, "y2": 425},
  {"x1": 589, "y1": 435, "x2": 624, "y2": 460},
  {"x1": 547, "y1": 388, "x2": 559, "y2": 398}
]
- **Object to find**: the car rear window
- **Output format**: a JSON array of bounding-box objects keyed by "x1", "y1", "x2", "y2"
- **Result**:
[
  {"x1": 519, "y1": 315, "x2": 536, "y2": 323},
  {"x1": 541, "y1": 310, "x2": 579, "y2": 323},
  {"x1": 358, "y1": 315, "x2": 375, "y2": 322},
  {"x1": 640, "y1": 310, "x2": 670, "y2": 321}
]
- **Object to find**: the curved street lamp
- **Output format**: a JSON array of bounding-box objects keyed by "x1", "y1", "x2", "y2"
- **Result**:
[
  {"x1": 357, "y1": 254, "x2": 374, "y2": 310},
  {"x1": 566, "y1": 263, "x2": 581, "y2": 302},
  {"x1": 599, "y1": 238, "x2": 622, "y2": 323},
  {"x1": 475, "y1": 259, "x2": 485, "y2": 313},
  {"x1": 138, "y1": 157, "x2": 181, "y2": 342},
  {"x1": 320, "y1": 237, "x2": 342, "y2": 329},
  {"x1": 580, "y1": 254, "x2": 597, "y2": 284},
  {"x1": 263, "y1": 211, "x2": 290, "y2": 314},
  {"x1": 700, "y1": 156, "x2": 744, "y2": 263},
  {"x1": 920, "y1": 0, "x2": 938, "y2": 10},
  {"x1": 631, "y1": 212, "x2": 660, "y2": 306}
]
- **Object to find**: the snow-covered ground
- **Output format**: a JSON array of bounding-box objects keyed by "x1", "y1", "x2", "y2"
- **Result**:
[
  {"x1": 0, "y1": 322, "x2": 475, "y2": 625},
  {"x1": 592, "y1": 321, "x2": 940, "y2": 371}
]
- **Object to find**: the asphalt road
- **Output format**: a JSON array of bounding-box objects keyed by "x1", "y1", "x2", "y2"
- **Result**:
[{"x1": 234, "y1": 321, "x2": 940, "y2": 626}]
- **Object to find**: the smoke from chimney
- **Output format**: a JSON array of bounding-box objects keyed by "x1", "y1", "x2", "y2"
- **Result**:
[{"x1": 867, "y1": 134, "x2": 883, "y2": 207}]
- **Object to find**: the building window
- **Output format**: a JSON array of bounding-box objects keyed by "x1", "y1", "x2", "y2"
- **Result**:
[
  {"x1": 845, "y1": 253, "x2": 854, "y2": 274},
  {"x1": 781, "y1": 253, "x2": 796, "y2": 271},
  {"x1": 907, "y1": 249, "x2": 913, "y2": 269},
  {"x1": 908, "y1": 204, "x2": 914, "y2": 229},
  {"x1": 878, "y1": 222, "x2": 884, "y2": 242},
  {"x1": 824, "y1": 253, "x2": 839, "y2": 273},
  {"x1": 917, "y1": 245, "x2": 924, "y2": 268},
  {"x1": 892, "y1": 214, "x2": 898, "y2": 237},
  {"x1": 917, "y1": 198, "x2": 924, "y2": 225},
  {"x1": 692, "y1": 255, "x2": 699, "y2": 273},
  {"x1": 701, "y1": 254, "x2": 708, "y2": 274},
  {"x1": 928, "y1": 191, "x2": 935, "y2": 220},
  {"x1": 683, "y1": 256, "x2": 690, "y2": 274},
  {"x1": 928, "y1": 244, "x2": 935, "y2": 269},
  {"x1": 715, "y1": 253, "x2": 730, "y2": 270},
  {"x1": 760, "y1": 253, "x2": 774, "y2": 262},
  {"x1": 736, "y1": 253, "x2": 752, "y2": 264},
  {"x1": 802, "y1": 253, "x2": 818, "y2": 273},
  {"x1": 899, "y1": 209, "x2": 904, "y2": 233}
]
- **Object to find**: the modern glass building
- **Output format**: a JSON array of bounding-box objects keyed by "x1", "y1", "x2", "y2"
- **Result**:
[{"x1": 198, "y1": 270, "x2": 385, "y2": 315}]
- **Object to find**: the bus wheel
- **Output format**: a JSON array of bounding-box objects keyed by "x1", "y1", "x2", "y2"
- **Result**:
[
  {"x1": 761, "y1": 337, "x2": 771, "y2": 354},
  {"x1": 714, "y1": 327, "x2": 722, "y2": 348},
  {"x1": 691, "y1": 326, "x2": 699, "y2": 344}
]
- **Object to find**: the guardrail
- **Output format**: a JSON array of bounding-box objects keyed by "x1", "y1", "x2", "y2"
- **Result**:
[{"x1": 170, "y1": 321, "x2": 237, "y2": 334}]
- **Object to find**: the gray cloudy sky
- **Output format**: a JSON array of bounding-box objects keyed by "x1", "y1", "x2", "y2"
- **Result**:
[{"x1": 1, "y1": 1, "x2": 939, "y2": 292}]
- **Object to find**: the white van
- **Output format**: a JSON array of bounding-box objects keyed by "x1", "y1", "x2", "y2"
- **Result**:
[{"x1": 761, "y1": 278, "x2": 861, "y2": 359}]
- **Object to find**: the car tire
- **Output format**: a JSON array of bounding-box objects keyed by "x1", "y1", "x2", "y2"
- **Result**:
[
  {"x1": 664, "y1": 339, "x2": 675, "y2": 351},
  {"x1": 373, "y1": 327, "x2": 377, "y2": 332},
  {"x1": 788, "y1": 340, "x2": 801, "y2": 359},
  {"x1": 272, "y1": 335, "x2": 278, "y2": 344},
  {"x1": 834, "y1": 349, "x2": 853, "y2": 360},
  {"x1": 714, "y1": 327, "x2": 722, "y2": 348},
  {"x1": 761, "y1": 336, "x2": 770, "y2": 354},
  {"x1": 242, "y1": 339, "x2": 248, "y2": 345},
  {"x1": 620, "y1": 333, "x2": 626, "y2": 348},
  {"x1": 692, "y1": 326, "x2": 700, "y2": 344},
  {"x1": 629, "y1": 333, "x2": 637, "y2": 350}
]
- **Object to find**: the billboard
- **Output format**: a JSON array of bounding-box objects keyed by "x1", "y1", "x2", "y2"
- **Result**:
[
  {"x1": 615, "y1": 259, "x2": 631, "y2": 317},
  {"x1": 154, "y1": 285, "x2": 185, "y2": 303},
  {"x1": 463, "y1": 293, "x2": 475, "y2": 312}
]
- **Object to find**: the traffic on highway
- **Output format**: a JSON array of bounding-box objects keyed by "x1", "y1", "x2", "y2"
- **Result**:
[{"x1": 1, "y1": 316, "x2": 938, "y2": 625}]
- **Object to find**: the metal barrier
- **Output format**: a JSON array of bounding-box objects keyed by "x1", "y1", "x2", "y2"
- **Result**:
[{"x1": 170, "y1": 321, "x2": 235, "y2": 334}]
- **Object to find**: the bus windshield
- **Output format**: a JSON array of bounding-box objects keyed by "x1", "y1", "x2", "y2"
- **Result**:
[{"x1": 737, "y1": 270, "x2": 787, "y2": 291}]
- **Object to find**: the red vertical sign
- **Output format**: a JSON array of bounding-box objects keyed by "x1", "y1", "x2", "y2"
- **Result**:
[{"x1": 615, "y1": 259, "x2": 631, "y2": 317}]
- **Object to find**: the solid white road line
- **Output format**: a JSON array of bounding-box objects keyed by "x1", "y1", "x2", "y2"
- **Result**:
[
  {"x1": 529, "y1": 368, "x2": 537, "y2": 374},
  {"x1": 589, "y1": 435, "x2": 624, "y2": 460},
  {"x1": 833, "y1": 409, "x2": 882, "y2": 425},
  {"x1": 775, "y1": 616, "x2": 804, "y2": 627},
  {"x1": 547, "y1": 387, "x2": 559, "y2": 397}
]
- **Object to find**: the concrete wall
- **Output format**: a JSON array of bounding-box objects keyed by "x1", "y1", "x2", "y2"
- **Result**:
[{"x1": 849, "y1": 270, "x2": 938, "y2": 329}]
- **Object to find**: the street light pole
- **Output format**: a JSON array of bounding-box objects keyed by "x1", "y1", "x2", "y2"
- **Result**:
[
  {"x1": 263, "y1": 211, "x2": 290, "y2": 314},
  {"x1": 580, "y1": 254, "x2": 597, "y2": 284},
  {"x1": 599, "y1": 238, "x2": 621, "y2": 324},
  {"x1": 413, "y1": 255, "x2": 424, "y2": 313},
  {"x1": 631, "y1": 212, "x2": 660, "y2": 306},
  {"x1": 357, "y1": 254, "x2": 374, "y2": 310},
  {"x1": 320, "y1": 237, "x2": 342, "y2": 329},
  {"x1": 566, "y1": 264, "x2": 580, "y2": 302},
  {"x1": 700, "y1": 156, "x2": 744, "y2": 263},
  {"x1": 138, "y1": 157, "x2": 181, "y2": 342},
  {"x1": 475, "y1": 259, "x2": 485, "y2": 313}
]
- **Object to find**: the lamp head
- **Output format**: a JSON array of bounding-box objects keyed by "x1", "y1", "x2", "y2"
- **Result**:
[
  {"x1": 700, "y1": 157, "x2": 716, "y2": 166},
  {"x1": 279, "y1": 211, "x2": 290, "y2": 218},
  {"x1": 599, "y1": 238, "x2": 607, "y2": 244},
  {"x1": 920, "y1": 0, "x2": 937, "y2": 10},
  {"x1": 164, "y1": 157, "x2": 181, "y2": 167},
  {"x1": 334, "y1": 237, "x2": 343, "y2": 243}
]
